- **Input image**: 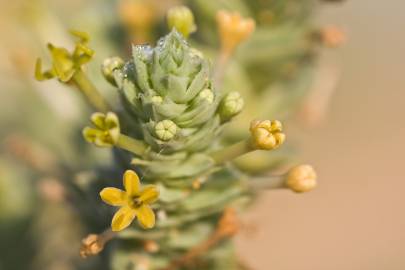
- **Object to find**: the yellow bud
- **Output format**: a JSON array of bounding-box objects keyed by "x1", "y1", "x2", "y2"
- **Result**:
[
  {"x1": 249, "y1": 120, "x2": 285, "y2": 150},
  {"x1": 286, "y1": 165, "x2": 317, "y2": 193},
  {"x1": 216, "y1": 10, "x2": 255, "y2": 53},
  {"x1": 167, "y1": 6, "x2": 197, "y2": 38}
]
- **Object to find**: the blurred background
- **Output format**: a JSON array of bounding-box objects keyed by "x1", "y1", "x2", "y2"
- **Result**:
[
  {"x1": 238, "y1": 0, "x2": 405, "y2": 269},
  {"x1": 0, "y1": 0, "x2": 404, "y2": 269}
]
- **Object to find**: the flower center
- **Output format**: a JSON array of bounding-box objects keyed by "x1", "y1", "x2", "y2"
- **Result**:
[{"x1": 128, "y1": 196, "x2": 143, "y2": 208}]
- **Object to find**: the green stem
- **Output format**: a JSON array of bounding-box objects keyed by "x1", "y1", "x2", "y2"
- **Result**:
[
  {"x1": 248, "y1": 175, "x2": 286, "y2": 190},
  {"x1": 116, "y1": 134, "x2": 148, "y2": 156},
  {"x1": 210, "y1": 139, "x2": 254, "y2": 164},
  {"x1": 72, "y1": 69, "x2": 110, "y2": 112}
]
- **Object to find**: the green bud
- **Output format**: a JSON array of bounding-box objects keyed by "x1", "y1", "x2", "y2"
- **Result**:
[
  {"x1": 167, "y1": 6, "x2": 197, "y2": 38},
  {"x1": 155, "y1": 120, "x2": 178, "y2": 141},
  {"x1": 101, "y1": 57, "x2": 124, "y2": 86},
  {"x1": 219, "y1": 92, "x2": 244, "y2": 121},
  {"x1": 198, "y1": 89, "x2": 214, "y2": 104},
  {"x1": 151, "y1": 95, "x2": 163, "y2": 105}
]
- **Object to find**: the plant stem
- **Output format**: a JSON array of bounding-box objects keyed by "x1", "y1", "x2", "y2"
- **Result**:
[
  {"x1": 116, "y1": 134, "x2": 148, "y2": 156},
  {"x1": 210, "y1": 139, "x2": 254, "y2": 164},
  {"x1": 213, "y1": 49, "x2": 232, "y2": 89},
  {"x1": 72, "y1": 69, "x2": 111, "y2": 112},
  {"x1": 249, "y1": 175, "x2": 286, "y2": 190}
]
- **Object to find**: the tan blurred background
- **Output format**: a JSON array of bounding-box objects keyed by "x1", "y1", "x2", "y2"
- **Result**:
[{"x1": 237, "y1": 0, "x2": 405, "y2": 269}]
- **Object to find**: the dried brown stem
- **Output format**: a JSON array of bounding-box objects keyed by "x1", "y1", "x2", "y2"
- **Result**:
[{"x1": 160, "y1": 208, "x2": 239, "y2": 270}]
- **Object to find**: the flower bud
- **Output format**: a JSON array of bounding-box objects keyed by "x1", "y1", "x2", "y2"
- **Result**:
[
  {"x1": 286, "y1": 165, "x2": 317, "y2": 193},
  {"x1": 167, "y1": 6, "x2": 197, "y2": 38},
  {"x1": 198, "y1": 89, "x2": 214, "y2": 104},
  {"x1": 219, "y1": 92, "x2": 244, "y2": 121},
  {"x1": 317, "y1": 26, "x2": 346, "y2": 48},
  {"x1": 101, "y1": 57, "x2": 124, "y2": 86},
  {"x1": 151, "y1": 95, "x2": 163, "y2": 105},
  {"x1": 249, "y1": 120, "x2": 285, "y2": 150},
  {"x1": 155, "y1": 120, "x2": 178, "y2": 141},
  {"x1": 80, "y1": 234, "x2": 105, "y2": 258}
]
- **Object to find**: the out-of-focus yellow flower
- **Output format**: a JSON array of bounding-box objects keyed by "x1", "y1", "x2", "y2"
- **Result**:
[
  {"x1": 118, "y1": 0, "x2": 157, "y2": 43},
  {"x1": 35, "y1": 30, "x2": 94, "y2": 82},
  {"x1": 100, "y1": 170, "x2": 159, "y2": 231},
  {"x1": 250, "y1": 120, "x2": 285, "y2": 150},
  {"x1": 83, "y1": 112, "x2": 120, "y2": 147},
  {"x1": 216, "y1": 10, "x2": 255, "y2": 54},
  {"x1": 167, "y1": 6, "x2": 197, "y2": 38}
]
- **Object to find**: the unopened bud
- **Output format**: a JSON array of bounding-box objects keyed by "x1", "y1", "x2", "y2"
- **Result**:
[
  {"x1": 219, "y1": 92, "x2": 244, "y2": 121},
  {"x1": 102, "y1": 57, "x2": 124, "y2": 86},
  {"x1": 151, "y1": 95, "x2": 163, "y2": 105},
  {"x1": 80, "y1": 234, "x2": 105, "y2": 258},
  {"x1": 155, "y1": 120, "x2": 178, "y2": 141},
  {"x1": 319, "y1": 26, "x2": 346, "y2": 48},
  {"x1": 286, "y1": 165, "x2": 317, "y2": 193},
  {"x1": 167, "y1": 6, "x2": 197, "y2": 38},
  {"x1": 249, "y1": 120, "x2": 285, "y2": 150},
  {"x1": 198, "y1": 89, "x2": 214, "y2": 104}
]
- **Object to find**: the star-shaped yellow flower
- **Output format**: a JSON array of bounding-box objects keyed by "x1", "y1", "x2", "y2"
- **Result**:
[{"x1": 100, "y1": 170, "x2": 159, "y2": 231}]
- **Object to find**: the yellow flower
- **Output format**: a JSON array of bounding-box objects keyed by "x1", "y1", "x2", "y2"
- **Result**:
[
  {"x1": 100, "y1": 170, "x2": 159, "y2": 231},
  {"x1": 250, "y1": 120, "x2": 286, "y2": 150},
  {"x1": 35, "y1": 30, "x2": 94, "y2": 82},
  {"x1": 216, "y1": 10, "x2": 255, "y2": 53},
  {"x1": 83, "y1": 112, "x2": 120, "y2": 147}
]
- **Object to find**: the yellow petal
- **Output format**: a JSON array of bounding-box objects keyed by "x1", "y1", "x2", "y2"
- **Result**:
[
  {"x1": 91, "y1": 112, "x2": 106, "y2": 129},
  {"x1": 100, "y1": 187, "x2": 127, "y2": 206},
  {"x1": 139, "y1": 186, "x2": 159, "y2": 204},
  {"x1": 137, "y1": 204, "x2": 155, "y2": 229},
  {"x1": 82, "y1": 127, "x2": 102, "y2": 142},
  {"x1": 105, "y1": 112, "x2": 120, "y2": 143},
  {"x1": 105, "y1": 112, "x2": 119, "y2": 129},
  {"x1": 111, "y1": 206, "x2": 137, "y2": 232},
  {"x1": 123, "y1": 170, "x2": 140, "y2": 196}
]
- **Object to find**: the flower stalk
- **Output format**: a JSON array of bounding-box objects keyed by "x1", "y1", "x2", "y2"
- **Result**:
[
  {"x1": 210, "y1": 139, "x2": 253, "y2": 164},
  {"x1": 211, "y1": 119, "x2": 286, "y2": 164},
  {"x1": 72, "y1": 69, "x2": 110, "y2": 112},
  {"x1": 35, "y1": 30, "x2": 110, "y2": 112},
  {"x1": 116, "y1": 134, "x2": 148, "y2": 156}
]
